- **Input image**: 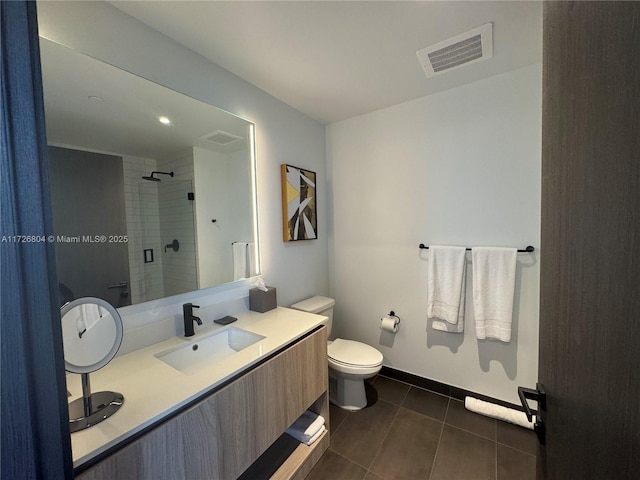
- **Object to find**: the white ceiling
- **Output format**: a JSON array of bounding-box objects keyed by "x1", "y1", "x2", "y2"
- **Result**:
[{"x1": 110, "y1": 1, "x2": 543, "y2": 125}]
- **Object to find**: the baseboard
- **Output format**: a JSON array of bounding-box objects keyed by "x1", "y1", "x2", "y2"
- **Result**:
[{"x1": 379, "y1": 366, "x2": 526, "y2": 412}]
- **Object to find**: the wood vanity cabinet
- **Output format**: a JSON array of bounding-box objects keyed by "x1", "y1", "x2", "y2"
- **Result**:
[{"x1": 76, "y1": 326, "x2": 329, "y2": 480}]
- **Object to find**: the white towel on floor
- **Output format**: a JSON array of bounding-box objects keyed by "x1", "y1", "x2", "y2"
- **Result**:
[
  {"x1": 471, "y1": 247, "x2": 517, "y2": 342},
  {"x1": 285, "y1": 411, "x2": 325, "y2": 444},
  {"x1": 427, "y1": 246, "x2": 467, "y2": 333},
  {"x1": 465, "y1": 397, "x2": 534, "y2": 430}
]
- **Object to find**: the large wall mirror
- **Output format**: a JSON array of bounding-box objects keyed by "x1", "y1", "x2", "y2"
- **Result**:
[{"x1": 40, "y1": 38, "x2": 260, "y2": 308}]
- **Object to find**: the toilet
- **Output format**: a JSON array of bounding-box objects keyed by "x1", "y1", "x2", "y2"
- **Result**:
[{"x1": 291, "y1": 296, "x2": 383, "y2": 411}]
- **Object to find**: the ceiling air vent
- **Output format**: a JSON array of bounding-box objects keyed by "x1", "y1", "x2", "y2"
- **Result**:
[
  {"x1": 416, "y1": 23, "x2": 493, "y2": 78},
  {"x1": 201, "y1": 130, "x2": 242, "y2": 145}
]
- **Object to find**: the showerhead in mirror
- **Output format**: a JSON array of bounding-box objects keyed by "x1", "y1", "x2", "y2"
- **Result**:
[{"x1": 142, "y1": 171, "x2": 174, "y2": 182}]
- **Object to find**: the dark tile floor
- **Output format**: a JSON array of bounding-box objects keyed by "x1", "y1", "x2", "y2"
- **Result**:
[{"x1": 306, "y1": 375, "x2": 537, "y2": 480}]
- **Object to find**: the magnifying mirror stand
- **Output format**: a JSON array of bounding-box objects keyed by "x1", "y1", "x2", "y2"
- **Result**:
[
  {"x1": 62, "y1": 297, "x2": 125, "y2": 432},
  {"x1": 68, "y1": 372, "x2": 124, "y2": 433}
]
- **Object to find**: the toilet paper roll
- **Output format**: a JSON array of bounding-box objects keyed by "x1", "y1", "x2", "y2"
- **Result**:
[{"x1": 380, "y1": 316, "x2": 399, "y2": 333}]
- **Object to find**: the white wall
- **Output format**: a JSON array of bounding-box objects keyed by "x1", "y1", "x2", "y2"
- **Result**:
[
  {"x1": 193, "y1": 147, "x2": 234, "y2": 287},
  {"x1": 192, "y1": 146, "x2": 255, "y2": 287},
  {"x1": 38, "y1": 1, "x2": 329, "y2": 322},
  {"x1": 227, "y1": 148, "x2": 254, "y2": 247},
  {"x1": 327, "y1": 64, "x2": 541, "y2": 404}
]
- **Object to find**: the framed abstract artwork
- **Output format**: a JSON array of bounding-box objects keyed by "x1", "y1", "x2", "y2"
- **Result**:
[{"x1": 281, "y1": 164, "x2": 317, "y2": 241}]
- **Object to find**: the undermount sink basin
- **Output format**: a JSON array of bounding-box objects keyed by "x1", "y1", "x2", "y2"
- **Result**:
[{"x1": 155, "y1": 327, "x2": 266, "y2": 375}]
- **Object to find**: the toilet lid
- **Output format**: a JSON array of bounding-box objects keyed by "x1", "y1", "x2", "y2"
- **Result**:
[{"x1": 328, "y1": 339, "x2": 383, "y2": 368}]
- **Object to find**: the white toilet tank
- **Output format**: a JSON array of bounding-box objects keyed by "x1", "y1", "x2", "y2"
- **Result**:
[{"x1": 290, "y1": 296, "x2": 335, "y2": 336}]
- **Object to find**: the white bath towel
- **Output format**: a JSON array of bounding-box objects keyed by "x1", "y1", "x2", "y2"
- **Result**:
[
  {"x1": 232, "y1": 242, "x2": 248, "y2": 280},
  {"x1": 471, "y1": 247, "x2": 517, "y2": 342},
  {"x1": 285, "y1": 411, "x2": 325, "y2": 443},
  {"x1": 427, "y1": 246, "x2": 467, "y2": 333}
]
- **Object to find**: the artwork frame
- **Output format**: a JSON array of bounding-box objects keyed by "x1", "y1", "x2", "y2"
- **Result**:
[{"x1": 281, "y1": 164, "x2": 317, "y2": 242}]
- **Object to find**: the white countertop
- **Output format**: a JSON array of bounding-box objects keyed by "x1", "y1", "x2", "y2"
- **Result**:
[{"x1": 66, "y1": 307, "x2": 327, "y2": 468}]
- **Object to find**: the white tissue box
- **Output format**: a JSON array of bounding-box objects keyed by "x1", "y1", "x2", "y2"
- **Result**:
[{"x1": 249, "y1": 287, "x2": 277, "y2": 313}]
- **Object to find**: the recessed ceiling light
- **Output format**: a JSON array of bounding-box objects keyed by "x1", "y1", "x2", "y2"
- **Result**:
[
  {"x1": 87, "y1": 95, "x2": 104, "y2": 103},
  {"x1": 158, "y1": 116, "x2": 171, "y2": 125}
]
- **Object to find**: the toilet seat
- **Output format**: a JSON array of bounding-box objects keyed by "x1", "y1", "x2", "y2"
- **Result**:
[{"x1": 327, "y1": 339, "x2": 383, "y2": 375}]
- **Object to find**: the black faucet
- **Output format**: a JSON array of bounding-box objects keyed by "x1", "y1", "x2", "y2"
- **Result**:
[{"x1": 183, "y1": 303, "x2": 202, "y2": 337}]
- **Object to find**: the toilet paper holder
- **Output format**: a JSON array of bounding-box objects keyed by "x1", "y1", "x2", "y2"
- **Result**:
[{"x1": 380, "y1": 311, "x2": 401, "y2": 334}]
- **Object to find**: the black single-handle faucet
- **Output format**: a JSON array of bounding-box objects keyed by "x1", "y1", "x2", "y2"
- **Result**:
[{"x1": 183, "y1": 303, "x2": 202, "y2": 337}]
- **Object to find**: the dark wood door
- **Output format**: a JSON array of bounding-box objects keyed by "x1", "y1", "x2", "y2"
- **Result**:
[{"x1": 539, "y1": 2, "x2": 640, "y2": 479}]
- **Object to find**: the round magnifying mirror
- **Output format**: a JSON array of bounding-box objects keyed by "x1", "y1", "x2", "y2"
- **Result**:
[
  {"x1": 61, "y1": 297, "x2": 123, "y2": 373},
  {"x1": 61, "y1": 297, "x2": 124, "y2": 432}
]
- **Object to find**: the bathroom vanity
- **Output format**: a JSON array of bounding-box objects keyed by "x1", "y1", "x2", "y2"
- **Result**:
[{"x1": 70, "y1": 307, "x2": 329, "y2": 480}]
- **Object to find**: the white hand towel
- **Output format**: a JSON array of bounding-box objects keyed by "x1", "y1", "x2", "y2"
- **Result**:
[
  {"x1": 232, "y1": 242, "x2": 248, "y2": 280},
  {"x1": 427, "y1": 246, "x2": 467, "y2": 333},
  {"x1": 285, "y1": 411, "x2": 325, "y2": 443},
  {"x1": 472, "y1": 247, "x2": 517, "y2": 342},
  {"x1": 247, "y1": 243, "x2": 257, "y2": 277},
  {"x1": 304, "y1": 425, "x2": 326, "y2": 445},
  {"x1": 76, "y1": 304, "x2": 104, "y2": 337}
]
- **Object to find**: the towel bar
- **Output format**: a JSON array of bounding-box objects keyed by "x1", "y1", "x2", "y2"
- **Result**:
[{"x1": 418, "y1": 244, "x2": 534, "y2": 253}]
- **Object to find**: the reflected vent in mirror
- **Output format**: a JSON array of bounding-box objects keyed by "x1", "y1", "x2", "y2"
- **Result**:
[{"x1": 201, "y1": 130, "x2": 242, "y2": 146}]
